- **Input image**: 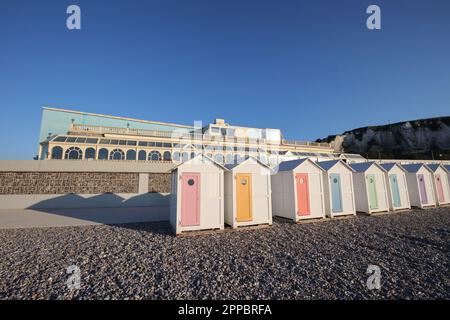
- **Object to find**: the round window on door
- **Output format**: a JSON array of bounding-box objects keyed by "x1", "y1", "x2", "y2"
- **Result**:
[
  {"x1": 333, "y1": 178, "x2": 338, "y2": 184},
  {"x1": 370, "y1": 178, "x2": 374, "y2": 183},
  {"x1": 187, "y1": 179, "x2": 195, "y2": 186},
  {"x1": 241, "y1": 179, "x2": 247, "y2": 185},
  {"x1": 419, "y1": 178, "x2": 423, "y2": 182},
  {"x1": 437, "y1": 177, "x2": 440, "y2": 181},
  {"x1": 299, "y1": 178, "x2": 304, "y2": 184}
]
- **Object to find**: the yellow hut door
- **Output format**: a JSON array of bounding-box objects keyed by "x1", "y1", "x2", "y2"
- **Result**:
[{"x1": 236, "y1": 173, "x2": 252, "y2": 222}]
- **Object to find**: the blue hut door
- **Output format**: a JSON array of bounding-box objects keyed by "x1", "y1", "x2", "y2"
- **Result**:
[
  {"x1": 389, "y1": 174, "x2": 401, "y2": 207},
  {"x1": 330, "y1": 173, "x2": 343, "y2": 213}
]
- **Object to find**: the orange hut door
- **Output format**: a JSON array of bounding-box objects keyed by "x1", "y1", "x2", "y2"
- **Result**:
[
  {"x1": 296, "y1": 173, "x2": 310, "y2": 216},
  {"x1": 236, "y1": 173, "x2": 252, "y2": 222}
]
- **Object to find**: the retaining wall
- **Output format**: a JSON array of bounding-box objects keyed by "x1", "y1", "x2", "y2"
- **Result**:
[{"x1": 0, "y1": 160, "x2": 174, "y2": 213}]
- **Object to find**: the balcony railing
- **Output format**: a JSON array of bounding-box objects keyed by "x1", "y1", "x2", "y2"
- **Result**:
[
  {"x1": 282, "y1": 139, "x2": 331, "y2": 148},
  {"x1": 69, "y1": 123, "x2": 331, "y2": 148},
  {"x1": 70, "y1": 124, "x2": 176, "y2": 138}
]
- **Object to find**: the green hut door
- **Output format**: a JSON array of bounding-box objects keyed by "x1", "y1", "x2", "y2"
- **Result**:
[{"x1": 367, "y1": 174, "x2": 379, "y2": 210}]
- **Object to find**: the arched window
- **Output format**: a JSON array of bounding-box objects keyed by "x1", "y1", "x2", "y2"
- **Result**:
[
  {"x1": 138, "y1": 150, "x2": 146, "y2": 161},
  {"x1": 214, "y1": 154, "x2": 224, "y2": 164},
  {"x1": 163, "y1": 151, "x2": 171, "y2": 161},
  {"x1": 109, "y1": 149, "x2": 125, "y2": 160},
  {"x1": 172, "y1": 151, "x2": 180, "y2": 162},
  {"x1": 64, "y1": 147, "x2": 83, "y2": 160},
  {"x1": 126, "y1": 150, "x2": 136, "y2": 160},
  {"x1": 149, "y1": 150, "x2": 162, "y2": 161},
  {"x1": 98, "y1": 148, "x2": 109, "y2": 160},
  {"x1": 85, "y1": 148, "x2": 96, "y2": 159},
  {"x1": 181, "y1": 152, "x2": 190, "y2": 162},
  {"x1": 225, "y1": 154, "x2": 234, "y2": 165},
  {"x1": 51, "y1": 146, "x2": 63, "y2": 159}
]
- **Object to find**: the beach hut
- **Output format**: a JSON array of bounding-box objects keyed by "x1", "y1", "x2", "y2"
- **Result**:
[
  {"x1": 379, "y1": 163, "x2": 411, "y2": 211},
  {"x1": 316, "y1": 160, "x2": 356, "y2": 218},
  {"x1": 445, "y1": 165, "x2": 450, "y2": 192},
  {"x1": 224, "y1": 157, "x2": 272, "y2": 228},
  {"x1": 170, "y1": 155, "x2": 226, "y2": 235},
  {"x1": 427, "y1": 164, "x2": 450, "y2": 206},
  {"x1": 349, "y1": 162, "x2": 390, "y2": 214},
  {"x1": 271, "y1": 158, "x2": 326, "y2": 221},
  {"x1": 444, "y1": 165, "x2": 450, "y2": 176},
  {"x1": 402, "y1": 164, "x2": 436, "y2": 209}
]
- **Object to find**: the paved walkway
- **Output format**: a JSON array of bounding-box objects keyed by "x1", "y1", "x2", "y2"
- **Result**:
[{"x1": 0, "y1": 206, "x2": 169, "y2": 229}]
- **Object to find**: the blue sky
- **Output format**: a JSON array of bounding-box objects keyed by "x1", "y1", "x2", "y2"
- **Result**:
[{"x1": 0, "y1": 0, "x2": 449, "y2": 159}]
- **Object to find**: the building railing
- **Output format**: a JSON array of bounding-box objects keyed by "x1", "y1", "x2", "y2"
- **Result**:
[
  {"x1": 368, "y1": 159, "x2": 450, "y2": 165},
  {"x1": 55, "y1": 159, "x2": 175, "y2": 163},
  {"x1": 69, "y1": 123, "x2": 332, "y2": 148},
  {"x1": 282, "y1": 139, "x2": 331, "y2": 148},
  {"x1": 70, "y1": 124, "x2": 176, "y2": 138}
]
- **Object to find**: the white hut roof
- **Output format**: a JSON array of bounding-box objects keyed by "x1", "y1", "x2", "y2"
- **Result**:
[
  {"x1": 316, "y1": 159, "x2": 355, "y2": 172},
  {"x1": 349, "y1": 162, "x2": 387, "y2": 173},
  {"x1": 171, "y1": 154, "x2": 227, "y2": 171},
  {"x1": 224, "y1": 156, "x2": 271, "y2": 170},
  {"x1": 427, "y1": 164, "x2": 444, "y2": 172},
  {"x1": 380, "y1": 163, "x2": 407, "y2": 173},
  {"x1": 401, "y1": 163, "x2": 431, "y2": 173},
  {"x1": 277, "y1": 158, "x2": 324, "y2": 172}
]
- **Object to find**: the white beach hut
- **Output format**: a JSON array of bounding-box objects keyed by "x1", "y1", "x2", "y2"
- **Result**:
[
  {"x1": 402, "y1": 164, "x2": 436, "y2": 209},
  {"x1": 170, "y1": 155, "x2": 226, "y2": 235},
  {"x1": 445, "y1": 165, "x2": 450, "y2": 192},
  {"x1": 444, "y1": 165, "x2": 450, "y2": 176},
  {"x1": 271, "y1": 158, "x2": 326, "y2": 221},
  {"x1": 224, "y1": 157, "x2": 272, "y2": 228},
  {"x1": 379, "y1": 163, "x2": 411, "y2": 211},
  {"x1": 316, "y1": 160, "x2": 356, "y2": 218},
  {"x1": 349, "y1": 162, "x2": 390, "y2": 214},
  {"x1": 427, "y1": 164, "x2": 450, "y2": 206}
]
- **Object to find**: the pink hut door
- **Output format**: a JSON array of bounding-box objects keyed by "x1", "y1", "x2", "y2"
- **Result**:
[
  {"x1": 180, "y1": 173, "x2": 200, "y2": 226},
  {"x1": 296, "y1": 173, "x2": 310, "y2": 216},
  {"x1": 435, "y1": 174, "x2": 445, "y2": 203}
]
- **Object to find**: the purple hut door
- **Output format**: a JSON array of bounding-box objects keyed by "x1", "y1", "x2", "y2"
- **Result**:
[{"x1": 418, "y1": 174, "x2": 428, "y2": 204}]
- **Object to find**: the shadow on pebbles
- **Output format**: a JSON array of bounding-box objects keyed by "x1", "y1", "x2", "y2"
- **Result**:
[{"x1": 0, "y1": 208, "x2": 449, "y2": 299}]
